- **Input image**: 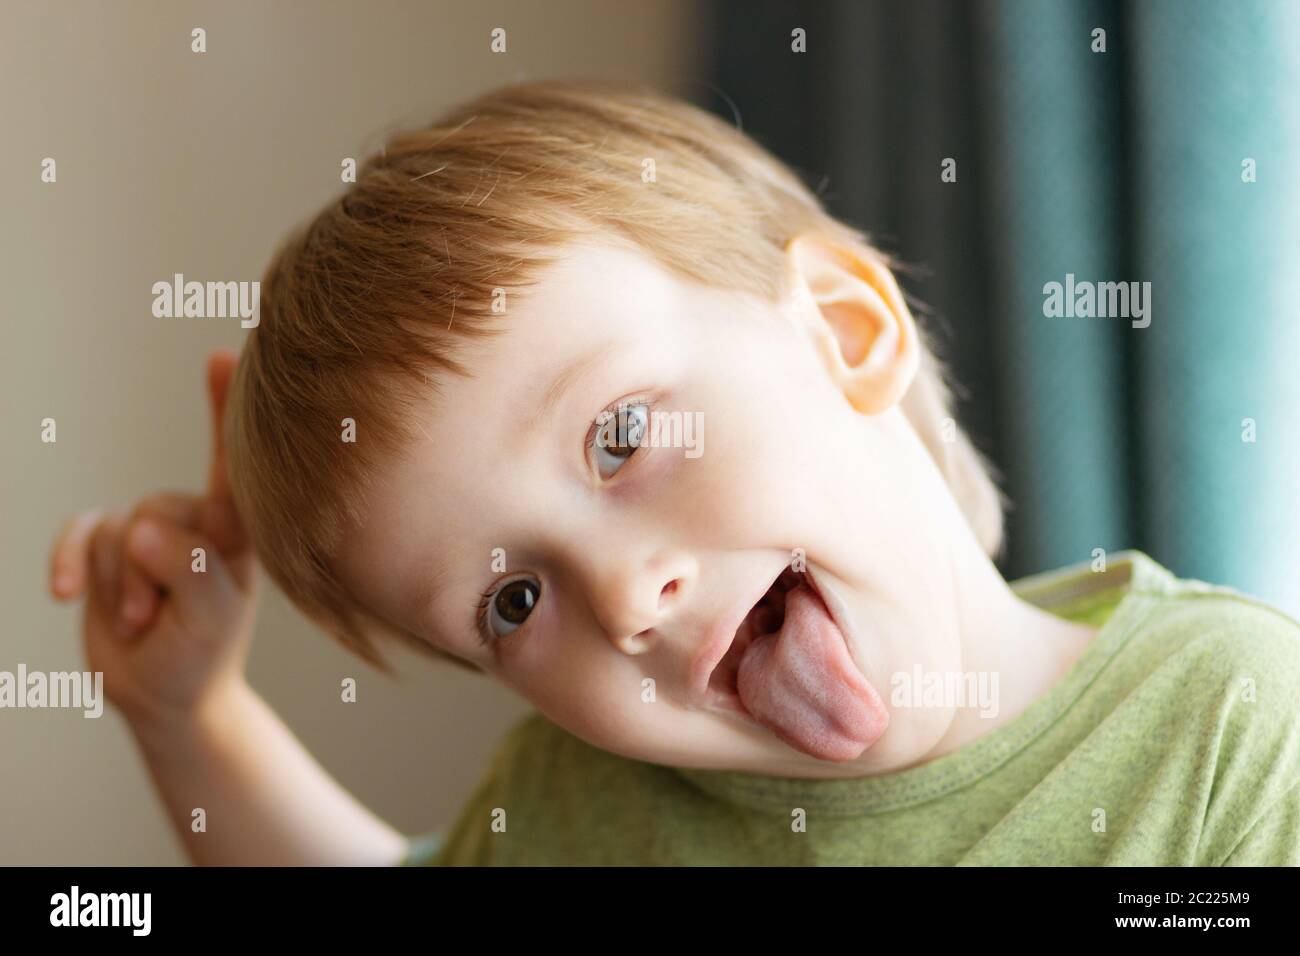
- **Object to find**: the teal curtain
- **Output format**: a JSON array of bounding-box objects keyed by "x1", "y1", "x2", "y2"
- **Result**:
[
  {"x1": 706, "y1": 0, "x2": 1300, "y2": 614},
  {"x1": 1125, "y1": 1, "x2": 1300, "y2": 612}
]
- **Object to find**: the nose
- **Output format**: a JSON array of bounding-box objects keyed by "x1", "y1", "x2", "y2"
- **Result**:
[{"x1": 584, "y1": 549, "x2": 697, "y2": 655}]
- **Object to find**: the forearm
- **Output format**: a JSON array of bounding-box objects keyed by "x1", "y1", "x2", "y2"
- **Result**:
[{"x1": 128, "y1": 679, "x2": 409, "y2": 866}]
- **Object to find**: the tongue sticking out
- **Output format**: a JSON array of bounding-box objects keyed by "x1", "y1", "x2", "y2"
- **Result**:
[{"x1": 736, "y1": 582, "x2": 888, "y2": 761}]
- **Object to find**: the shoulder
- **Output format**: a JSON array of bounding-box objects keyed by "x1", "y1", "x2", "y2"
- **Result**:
[
  {"x1": 1129, "y1": 584, "x2": 1300, "y2": 703},
  {"x1": 461, "y1": 710, "x2": 575, "y2": 816},
  {"x1": 1121, "y1": 585, "x2": 1300, "y2": 863},
  {"x1": 413, "y1": 712, "x2": 556, "y2": 866},
  {"x1": 1115, "y1": 581, "x2": 1300, "y2": 747},
  {"x1": 487, "y1": 709, "x2": 621, "y2": 789},
  {"x1": 486, "y1": 710, "x2": 681, "y2": 817},
  {"x1": 429, "y1": 711, "x2": 674, "y2": 865}
]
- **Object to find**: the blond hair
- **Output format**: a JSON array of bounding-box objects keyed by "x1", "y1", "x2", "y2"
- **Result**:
[{"x1": 226, "y1": 78, "x2": 1004, "y2": 673}]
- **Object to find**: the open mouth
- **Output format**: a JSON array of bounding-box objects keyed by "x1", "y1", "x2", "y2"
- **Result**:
[
  {"x1": 707, "y1": 567, "x2": 806, "y2": 712},
  {"x1": 704, "y1": 564, "x2": 890, "y2": 761}
]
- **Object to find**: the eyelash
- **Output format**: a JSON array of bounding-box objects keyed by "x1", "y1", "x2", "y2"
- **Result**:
[
  {"x1": 475, "y1": 394, "x2": 658, "y2": 646},
  {"x1": 473, "y1": 586, "x2": 498, "y2": 647},
  {"x1": 584, "y1": 393, "x2": 657, "y2": 468}
]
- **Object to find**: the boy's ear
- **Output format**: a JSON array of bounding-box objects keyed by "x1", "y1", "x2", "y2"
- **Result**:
[{"x1": 785, "y1": 233, "x2": 920, "y2": 414}]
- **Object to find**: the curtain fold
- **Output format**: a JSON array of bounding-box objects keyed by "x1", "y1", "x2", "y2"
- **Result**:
[{"x1": 978, "y1": 0, "x2": 1131, "y2": 574}]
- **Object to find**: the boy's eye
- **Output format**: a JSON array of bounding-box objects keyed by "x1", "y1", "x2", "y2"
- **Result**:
[
  {"x1": 484, "y1": 576, "x2": 540, "y2": 638},
  {"x1": 590, "y1": 403, "x2": 649, "y2": 479}
]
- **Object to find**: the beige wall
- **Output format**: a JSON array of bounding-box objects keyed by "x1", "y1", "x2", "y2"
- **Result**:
[{"x1": 0, "y1": 0, "x2": 699, "y2": 865}]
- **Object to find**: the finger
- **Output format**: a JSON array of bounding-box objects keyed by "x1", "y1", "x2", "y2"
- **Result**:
[
  {"x1": 114, "y1": 496, "x2": 206, "y2": 636},
  {"x1": 49, "y1": 509, "x2": 104, "y2": 599},
  {"x1": 125, "y1": 516, "x2": 239, "y2": 623},
  {"x1": 116, "y1": 553, "x2": 161, "y2": 638},
  {"x1": 89, "y1": 516, "x2": 127, "y2": 620}
]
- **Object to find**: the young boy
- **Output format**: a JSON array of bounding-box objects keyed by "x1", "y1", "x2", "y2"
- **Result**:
[{"x1": 49, "y1": 80, "x2": 1300, "y2": 865}]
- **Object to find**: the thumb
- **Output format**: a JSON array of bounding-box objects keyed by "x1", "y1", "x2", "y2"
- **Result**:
[{"x1": 124, "y1": 517, "x2": 241, "y2": 625}]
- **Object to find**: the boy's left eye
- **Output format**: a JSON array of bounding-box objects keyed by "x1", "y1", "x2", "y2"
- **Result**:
[
  {"x1": 589, "y1": 402, "x2": 650, "y2": 479},
  {"x1": 477, "y1": 575, "x2": 541, "y2": 644}
]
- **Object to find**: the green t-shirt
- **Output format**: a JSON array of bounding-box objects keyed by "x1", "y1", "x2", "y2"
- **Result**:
[{"x1": 403, "y1": 551, "x2": 1300, "y2": 865}]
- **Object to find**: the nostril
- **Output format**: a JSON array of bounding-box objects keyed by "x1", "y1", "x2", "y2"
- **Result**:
[{"x1": 660, "y1": 579, "x2": 679, "y2": 605}]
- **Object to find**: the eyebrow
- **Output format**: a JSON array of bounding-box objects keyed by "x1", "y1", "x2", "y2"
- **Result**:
[
  {"x1": 404, "y1": 554, "x2": 460, "y2": 644},
  {"x1": 526, "y1": 341, "x2": 619, "y2": 433}
]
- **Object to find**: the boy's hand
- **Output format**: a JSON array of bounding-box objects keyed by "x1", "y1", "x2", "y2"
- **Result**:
[
  {"x1": 47, "y1": 350, "x2": 259, "y2": 729},
  {"x1": 47, "y1": 349, "x2": 408, "y2": 866}
]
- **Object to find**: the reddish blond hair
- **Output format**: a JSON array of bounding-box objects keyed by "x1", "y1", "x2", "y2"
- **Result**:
[{"x1": 226, "y1": 79, "x2": 1004, "y2": 673}]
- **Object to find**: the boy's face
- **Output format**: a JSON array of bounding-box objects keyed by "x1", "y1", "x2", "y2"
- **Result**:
[{"x1": 339, "y1": 238, "x2": 970, "y2": 777}]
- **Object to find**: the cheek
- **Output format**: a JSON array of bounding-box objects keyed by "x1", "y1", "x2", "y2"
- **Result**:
[
  {"x1": 503, "y1": 640, "x2": 640, "y2": 729},
  {"x1": 696, "y1": 375, "x2": 859, "y2": 528},
  {"x1": 528, "y1": 675, "x2": 669, "y2": 758}
]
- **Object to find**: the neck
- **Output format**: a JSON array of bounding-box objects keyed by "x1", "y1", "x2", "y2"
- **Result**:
[{"x1": 922, "y1": 534, "x2": 1097, "y2": 763}]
